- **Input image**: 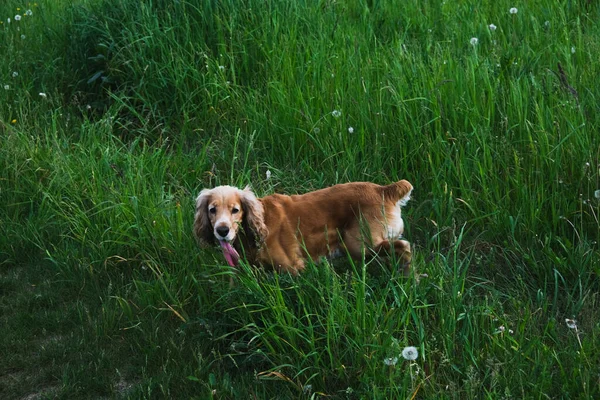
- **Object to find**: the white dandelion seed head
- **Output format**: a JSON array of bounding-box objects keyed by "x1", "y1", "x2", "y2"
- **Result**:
[
  {"x1": 86, "y1": 105, "x2": 92, "y2": 110},
  {"x1": 470, "y1": 37, "x2": 479, "y2": 46},
  {"x1": 14, "y1": 14, "x2": 22, "y2": 21},
  {"x1": 565, "y1": 318, "x2": 577, "y2": 329},
  {"x1": 218, "y1": 65, "x2": 225, "y2": 71},
  {"x1": 331, "y1": 109, "x2": 341, "y2": 118},
  {"x1": 21, "y1": 34, "x2": 26, "y2": 40},
  {"x1": 489, "y1": 24, "x2": 497, "y2": 31},
  {"x1": 544, "y1": 21, "x2": 550, "y2": 27},
  {"x1": 509, "y1": 7, "x2": 518, "y2": 14},
  {"x1": 401, "y1": 346, "x2": 419, "y2": 360},
  {"x1": 26, "y1": 9, "x2": 33, "y2": 16},
  {"x1": 348, "y1": 126, "x2": 354, "y2": 133},
  {"x1": 12, "y1": 72, "x2": 18, "y2": 78},
  {"x1": 7, "y1": 18, "x2": 11, "y2": 24},
  {"x1": 3, "y1": 85, "x2": 9, "y2": 90},
  {"x1": 594, "y1": 190, "x2": 600, "y2": 199},
  {"x1": 571, "y1": 46, "x2": 576, "y2": 54},
  {"x1": 265, "y1": 170, "x2": 271, "y2": 180},
  {"x1": 509, "y1": 329, "x2": 514, "y2": 334},
  {"x1": 383, "y1": 356, "x2": 398, "y2": 366},
  {"x1": 39, "y1": 92, "x2": 47, "y2": 98}
]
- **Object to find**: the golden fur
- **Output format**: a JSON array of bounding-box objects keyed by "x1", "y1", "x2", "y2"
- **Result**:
[{"x1": 194, "y1": 180, "x2": 413, "y2": 275}]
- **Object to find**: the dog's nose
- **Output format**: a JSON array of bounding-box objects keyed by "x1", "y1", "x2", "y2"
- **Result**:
[{"x1": 216, "y1": 226, "x2": 230, "y2": 238}]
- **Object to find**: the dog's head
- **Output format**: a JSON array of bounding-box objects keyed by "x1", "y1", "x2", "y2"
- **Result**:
[{"x1": 194, "y1": 185, "x2": 267, "y2": 265}]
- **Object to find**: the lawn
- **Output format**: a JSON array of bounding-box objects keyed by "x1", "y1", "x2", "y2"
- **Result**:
[{"x1": 1, "y1": 0, "x2": 598, "y2": 398}]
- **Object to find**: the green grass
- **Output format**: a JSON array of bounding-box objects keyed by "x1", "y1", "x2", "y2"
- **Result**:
[{"x1": 1, "y1": 0, "x2": 599, "y2": 398}]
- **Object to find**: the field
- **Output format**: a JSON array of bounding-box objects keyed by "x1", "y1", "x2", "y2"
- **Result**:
[{"x1": 1, "y1": 0, "x2": 599, "y2": 398}]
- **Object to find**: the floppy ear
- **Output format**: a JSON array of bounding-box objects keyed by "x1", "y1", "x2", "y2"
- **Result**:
[
  {"x1": 193, "y1": 189, "x2": 215, "y2": 246},
  {"x1": 240, "y1": 186, "x2": 268, "y2": 244}
]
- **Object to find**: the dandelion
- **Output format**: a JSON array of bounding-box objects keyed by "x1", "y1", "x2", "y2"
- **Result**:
[
  {"x1": 39, "y1": 92, "x2": 47, "y2": 99},
  {"x1": 470, "y1": 37, "x2": 479, "y2": 46},
  {"x1": 26, "y1": 9, "x2": 33, "y2": 16},
  {"x1": 544, "y1": 21, "x2": 550, "y2": 27},
  {"x1": 489, "y1": 24, "x2": 497, "y2": 31},
  {"x1": 348, "y1": 126, "x2": 354, "y2": 133},
  {"x1": 265, "y1": 170, "x2": 271, "y2": 180},
  {"x1": 3, "y1": 85, "x2": 9, "y2": 90},
  {"x1": 565, "y1": 318, "x2": 577, "y2": 329},
  {"x1": 401, "y1": 346, "x2": 419, "y2": 361},
  {"x1": 21, "y1": 34, "x2": 26, "y2": 40},
  {"x1": 11, "y1": 119, "x2": 17, "y2": 124},
  {"x1": 594, "y1": 190, "x2": 600, "y2": 199},
  {"x1": 14, "y1": 14, "x2": 22, "y2": 21},
  {"x1": 7, "y1": 18, "x2": 11, "y2": 24},
  {"x1": 383, "y1": 356, "x2": 398, "y2": 366},
  {"x1": 331, "y1": 109, "x2": 341, "y2": 118},
  {"x1": 571, "y1": 46, "x2": 576, "y2": 54},
  {"x1": 218, "y1": 65, "x2": 225, "y2": 71},
  {"x1": 12, "y1": 72, "x2": 18, "y2": 78},
  {"x1": 509, "y1": 7, "x2": 518, "y2": 14}
]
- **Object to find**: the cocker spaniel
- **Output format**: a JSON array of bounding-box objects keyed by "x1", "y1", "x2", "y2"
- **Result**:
[{"x1": 194, "y1": 180, "x2": 413, "y2": 275}]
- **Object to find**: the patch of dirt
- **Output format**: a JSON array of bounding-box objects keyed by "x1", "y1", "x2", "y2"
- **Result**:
[{"x1": 19, "y1": 386, "x2": 59, "y2": 400}]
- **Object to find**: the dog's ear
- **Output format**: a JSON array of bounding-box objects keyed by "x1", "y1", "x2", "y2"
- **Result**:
[
  {"x1": 194, "y1": 189, "x2": 215, "y2": 246},
  {"x1": 240, "y1": 187, "x2": 268, "y2": 244}
]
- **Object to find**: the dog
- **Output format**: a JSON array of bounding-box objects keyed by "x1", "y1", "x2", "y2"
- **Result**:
[{"x1": 194, "y1": 180, "x2": 413, "y2": 275}]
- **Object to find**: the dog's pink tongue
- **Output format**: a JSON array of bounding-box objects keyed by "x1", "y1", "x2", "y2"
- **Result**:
[{"x1": 219, "y1": 240, "x2": 240, "y2": 267}]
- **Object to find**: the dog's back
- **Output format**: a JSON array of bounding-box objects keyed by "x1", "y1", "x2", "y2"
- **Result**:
[{"x1": 256, "y1": 180, "x2": 412, "y2": 271}]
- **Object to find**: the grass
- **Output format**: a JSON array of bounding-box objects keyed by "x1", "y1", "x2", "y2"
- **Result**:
[{"x1": 0, "y1": 0, "x2": 599, "y2": 398}]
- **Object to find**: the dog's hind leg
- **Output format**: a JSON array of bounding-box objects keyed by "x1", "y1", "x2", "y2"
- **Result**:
[{"x1": 374, "y1": 239, "x2": 412, "y2": 276}]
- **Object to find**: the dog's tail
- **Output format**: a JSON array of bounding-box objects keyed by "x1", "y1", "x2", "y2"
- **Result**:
[{"x1": 383, "y1": 180, "x2": 413, "y2": 206}]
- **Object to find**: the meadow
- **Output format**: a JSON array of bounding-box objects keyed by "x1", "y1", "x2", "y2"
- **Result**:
[{"x1": 1, "y1": 0, "x2": 599, "y2": 398}]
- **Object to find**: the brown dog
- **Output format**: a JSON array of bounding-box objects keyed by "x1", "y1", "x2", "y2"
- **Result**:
[{"x1": 194, "y1": 180, "x2": 413, "y2": 275}]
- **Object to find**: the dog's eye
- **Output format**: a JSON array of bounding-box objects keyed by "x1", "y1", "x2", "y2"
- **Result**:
[
  {"x1": 232, "y1": 207, "x2": 240, "y2": 214},
  {"x1": 209, "y1": 207, "x2": 216, "y2": 214}
]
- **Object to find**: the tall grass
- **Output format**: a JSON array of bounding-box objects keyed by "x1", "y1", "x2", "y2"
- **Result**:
[{"x1": 0, "y1": 0, "x2": 598, "y2": 398}]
